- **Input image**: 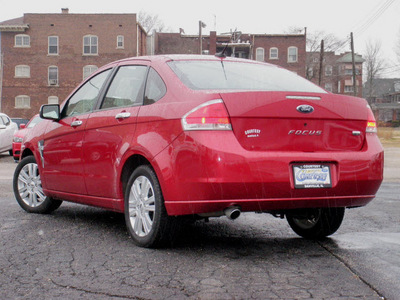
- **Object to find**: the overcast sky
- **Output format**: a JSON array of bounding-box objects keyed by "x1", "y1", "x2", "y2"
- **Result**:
[{"x1": 1, "y1": 0, "x2": 400, "y2": 77}]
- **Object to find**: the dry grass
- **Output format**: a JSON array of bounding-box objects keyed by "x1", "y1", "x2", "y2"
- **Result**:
[{"x1": 378, "y1": 127, "x2": 400, "y2": 147}]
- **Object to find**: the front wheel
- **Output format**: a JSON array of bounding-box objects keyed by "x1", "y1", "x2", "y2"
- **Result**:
[
  {"x1": 124, "y1": 165, "x2": 179, "y2": 248},
  {"x1": 286, "y1": 207, "x2": 345, "y2": 239},
  {"x1": 13, "y1": 156, "x2": 62, "y2": 214}
]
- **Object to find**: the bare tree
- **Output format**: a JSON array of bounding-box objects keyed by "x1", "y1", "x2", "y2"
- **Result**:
[
  {"x1": 286, "y1": 27, "x2": 342, "y2": 80},
  {"x1": 137, "y1": 11, "x2": 167, "y2": 34},
  {"x1": 364, "y1": 39, "x2": 386, "y2": 103}
]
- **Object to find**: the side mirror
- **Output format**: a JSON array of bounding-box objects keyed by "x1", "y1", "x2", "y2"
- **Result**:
[
  {"x1": 40, "y1": 104, "x2": 60, "y2": 121},
  {"x1": 20, "y1": 124, "x2": 26, "y2": 129}
]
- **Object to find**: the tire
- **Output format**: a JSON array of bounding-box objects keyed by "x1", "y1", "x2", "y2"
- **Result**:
[
  {"x1": 286, "y1": 207, "x2": 345, "y2": 239},
  {"x1": 13, "y1": 156, "x2": 62, "y2": 214},
  {"x1": 9, "y1": 149, "x2": 13, "y2": 156},
  {"x1": 124, "y1": 165, "x2": 179, "y2": 248}
]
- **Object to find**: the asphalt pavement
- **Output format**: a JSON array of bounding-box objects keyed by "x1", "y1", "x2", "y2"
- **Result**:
[{"x1": 0, "y1": 148, "x2": 399, "y2": 299}]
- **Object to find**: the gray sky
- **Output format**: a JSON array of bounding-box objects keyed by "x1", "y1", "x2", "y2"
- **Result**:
[{"x1": 1, "y1": 0, "x2": 400, "y2": 76}]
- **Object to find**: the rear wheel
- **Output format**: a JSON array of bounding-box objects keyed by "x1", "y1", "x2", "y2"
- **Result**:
[
  {"x1": 13, "y1": 156, "x2": 62, "y2": 214},
  {"x1": 124, "y1": 165, "x2": 179, "y2": 248},
  {"x1": 286, "y1": 207, "x2": 345, "y2": 239}
]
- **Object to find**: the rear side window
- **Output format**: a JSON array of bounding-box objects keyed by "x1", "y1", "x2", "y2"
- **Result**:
[
  {"x1": 101, "y1": 66, "x2": 148, "y2": 109},
  {"x1": 144, "y1": 68, "x2": 166, "y2": 105},
  {"x1": 64, "y1": 69, "x2": 112, "y2": 117},
  {"x1": 168, "y1": 60, "x2": 326, "y2": 93}
]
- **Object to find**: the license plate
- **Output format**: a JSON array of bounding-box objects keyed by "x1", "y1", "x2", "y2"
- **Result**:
[{"x1": 293, "y1": 164, "x2": 332, "y2": 189}]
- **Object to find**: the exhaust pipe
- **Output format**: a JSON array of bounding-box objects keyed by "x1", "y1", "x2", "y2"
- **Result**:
[{"x1": 224, "y1": 206, "x2": 241, "y2": 220}]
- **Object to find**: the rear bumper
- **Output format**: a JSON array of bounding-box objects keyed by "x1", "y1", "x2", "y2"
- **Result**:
[{"x1": 156, "y1": 131, "x2": 384, "y2": 216}]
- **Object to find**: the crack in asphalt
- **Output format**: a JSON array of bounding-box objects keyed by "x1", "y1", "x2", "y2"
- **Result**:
[
  {"x1": 317, "y1": 241, "x2": 386, "y2": 300},
  {"x1": 49, "y1": 278, "x2": 150, "y2": 300}
]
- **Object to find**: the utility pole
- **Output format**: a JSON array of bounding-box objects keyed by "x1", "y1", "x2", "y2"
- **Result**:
[
  {"x1": 199, "y1": 21, "x2": 206, "y2": 54},
  {"x1": 350, "y1": 32, "x2": 357, "y2": 96},
  {"x1": 318, "y1": 40, "x2": 324, "y2": 86}
]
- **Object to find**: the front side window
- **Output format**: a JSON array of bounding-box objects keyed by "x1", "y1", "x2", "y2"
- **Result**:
[
  {"x1": 15, "y1": 34, "x2": 30, "y2": 47},
  {"x1": 64, "y1": 69, "x2": 111, "y2": 117},
  {"x1": 83, "y1": 35, "x2": 98, "y2": 55},
  {"x1": 101, "y1": 66, "x2": 147, "y2": 109},
  {"x1": 117, "y1": 35, "x2": 124, "y2": 49},
  {"x1": 269, "y1": 47, "x2": 278, "y2": 59},
  {"x1": 83, "y1": 65, "x2": 98, "y2": 80},
  {"x1": 256, "y1": 48, "x2": 264, "y2": 62},
  {"x1": 288, "y1": 47, "x2": 298, "y2": 63},
  {"x1": 48, "y1": 36, "x2": 59, "y2": 55},
  {"x1": 15, "y1": 95, "x2": 30, "y2": 108},
  {"x1": 15, "y1": 65, "x2": 30, "y2": 78},
  {"x1": 48, "y1": 66, "x2": 58, "y2": 86}
]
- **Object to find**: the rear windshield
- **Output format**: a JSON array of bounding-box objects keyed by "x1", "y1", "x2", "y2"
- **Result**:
[{"x1": 168, "y1": 60, "x2": 326, "y2": 93}]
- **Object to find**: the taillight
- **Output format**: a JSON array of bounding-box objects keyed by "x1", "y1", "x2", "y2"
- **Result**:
[
  {"x1": 182, "y1": 99, "x2": 232, "y2": 131},
  {"x1": 366, "y1": 105, "x2": 377, "y2": 133}
]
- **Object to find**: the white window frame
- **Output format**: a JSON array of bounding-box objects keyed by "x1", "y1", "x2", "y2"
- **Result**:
[
  {"x1": 288, "y1": 46, "x2": 298, "y2": 63},
  {"x1": 256, "y1": 47, "x2": 264, "y2": 62},
  {"x1": 83, "y1": 35, "x2": 98, "y2": 55},
  {"x1": 117, "y1": 35, "x2": 124, "y2": 49},
  {"x1": 48, "y1": 36, "x2": 59, "y2": 55},
  {"x1": 48, "y1": 66, "x2": 59, "y2": 86},
  {"x1": 48, "y1": 96, "x2": 59, "y2": 104},
  {"x1": 269, "y1": 47, "x2": 278, "y2": 59},
  {"x1": 325, "y1": 65, "x2": 333, "y2": 76},
  {"x1": 15, "y1": 65, "x2": 30, "y2": 78},
  {"x1": 325, "y1": 83, "x2": 333, "y2": 92},
  {"x1": 15, "y1": 95, "x2": 31, "y2": 108},
  {"x1": 83, "y1": 65, "x2": 98, "y2": 80},
  {"x1": 15, "y1": 34, "x2": 30, "y2": 48}
]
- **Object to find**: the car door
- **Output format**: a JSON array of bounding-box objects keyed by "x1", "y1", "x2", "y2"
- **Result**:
[
  {"x1": 0, "y1": 115, "x2": 16, "y2": 151},
  {"x1": 41, "y1": 69, "x2": 112, "y2": 194},
  {"x1": 83, "y1": 64, "x2": 148, "y2": 199}
]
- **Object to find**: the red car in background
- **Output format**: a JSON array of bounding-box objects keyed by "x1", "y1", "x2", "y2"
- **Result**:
[
  {"x1": 13, "y1": 55, "x2": 384, "y2": 248},
  {"x1": 12, "y1": 115, "x2": 42, "y2": 161}
]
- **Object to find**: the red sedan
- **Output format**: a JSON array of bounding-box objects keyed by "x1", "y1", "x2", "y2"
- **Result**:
[
  {"x1": 13, "y1": 55, "x2": 384, "y2": 247},
  {"x1": 12, "y1": 114, "x2": 42, "y2": 161}
]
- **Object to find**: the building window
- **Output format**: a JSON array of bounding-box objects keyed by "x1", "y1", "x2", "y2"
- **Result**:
[
  {"x1": 269, "y1": 47, "x2": 278, "y2": 59},
  {"x1": 256, "y1": 47, "x2": 264, "y2": 62},
  {"x1": 117, "y1": 35, "x2": 124, "y2": 49},
  {"x1": 83, "y1": 35, "x2": 98, "y2": 55},
  {"x1": 288, "y1": 46, "x2": 298, "y2": 63},
  {"x1": 48, "y1": 66, "x2": 58, "y2": 86},
  {"x1": 15, "y1": 34, "x2": 30, "y2": 47},
  {"x1": 325, "y1": 65, "x2": 333, "y2": 76},
  {"x1": 15, "y1": 95, "x2": 30, "y2": 108},
  {"x1": 48, "y1": 36, "x2": 59, "y2": 55},
  {"x1": 15, "y1": 65, "x2": 30, "y2": 78},
  {"x1": 83, "y1": 65, "x2": 98, "y2": 80},
  {"x1": 325, "y1": 83, "x2": 333, "y2": 92},
  {"x1": 307, "y1": 67, "x2": 314, "y2": 78},
  {"x1": 344, "y1": 86, "x2": 354, "y2": 93},
  {"x1": 48, "y1": 96, "x2": 59, "y2": 104}
]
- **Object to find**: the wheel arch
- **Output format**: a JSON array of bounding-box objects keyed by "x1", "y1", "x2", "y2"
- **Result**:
[{"x1": 120, "y1": 154, "x2": 152, "y2": 197}]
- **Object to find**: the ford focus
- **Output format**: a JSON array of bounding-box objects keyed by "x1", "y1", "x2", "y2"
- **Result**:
[{"x1": 13, "y1": 55, "x2": 384, "y2": 247}]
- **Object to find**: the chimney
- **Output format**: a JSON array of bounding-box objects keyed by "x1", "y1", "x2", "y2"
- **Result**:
[{"x1": 61, "y1": 8, "x2": 69, "y2": 14}]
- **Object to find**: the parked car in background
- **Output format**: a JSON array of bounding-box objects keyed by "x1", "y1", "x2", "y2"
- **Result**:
[
  {"x1": 12, "y1": 114, "x2": 42, "y2": 161},
  {"x1": 0, "y1": 113, "x2": 18, "y2": 155},
  {"x1": 13, "y1": 55, "x2": 384, "y2": 248},
  {"x1": 11, "y1": 118, "x2": 30, "y2": 129}
]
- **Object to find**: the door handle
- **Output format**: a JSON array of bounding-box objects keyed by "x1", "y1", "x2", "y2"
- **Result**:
[
  {"x1": 115, "y1": 112, "x2": 131, "y2": 119},
  {"x1": 71, "y1": 120, "x2": 83, "y2": 127}
]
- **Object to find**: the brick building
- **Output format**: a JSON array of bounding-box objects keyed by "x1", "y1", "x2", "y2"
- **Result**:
[
  {"x1": 306, "y1": 51, "x2": 364, "y2": 98},
  {"x1": 0, "y1": 9, "x2": 146, "y2": 118},
  {"x1": 149, "y1": 31, "x2": 306, "y2": 76}
]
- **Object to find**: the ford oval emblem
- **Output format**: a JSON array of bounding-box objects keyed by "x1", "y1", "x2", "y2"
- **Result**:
[{"x1": 296, "y1": 104, "x2": 314, "y2": 114}]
